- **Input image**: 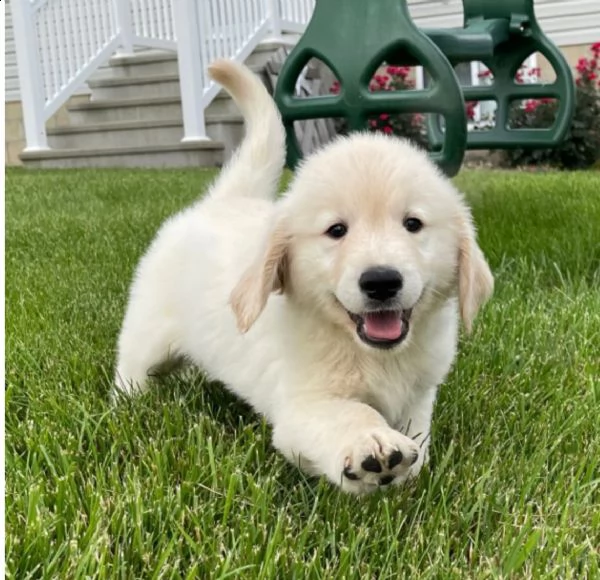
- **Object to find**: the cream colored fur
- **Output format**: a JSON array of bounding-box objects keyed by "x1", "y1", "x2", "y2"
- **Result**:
[{"x1": 114, "y1": 59, "x2": 493, "y2": 494}]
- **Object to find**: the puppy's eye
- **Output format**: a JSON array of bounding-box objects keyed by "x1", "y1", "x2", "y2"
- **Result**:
[
  {"x1": 325, "y1": 223, "x2": 348, "y2": 239},
  {"x1": 403, "y1": 217, "x2": 424, "y2": 233}
]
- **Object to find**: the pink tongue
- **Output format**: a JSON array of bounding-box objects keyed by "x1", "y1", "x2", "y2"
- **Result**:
[{"x1": 364, "y1": 311, "x2": 402, "y2": 340}]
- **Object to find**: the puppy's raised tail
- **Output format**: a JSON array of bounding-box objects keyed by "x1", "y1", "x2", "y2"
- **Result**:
[{"x1": 207, "y1": 59, "x2": 286, "y2": 200}]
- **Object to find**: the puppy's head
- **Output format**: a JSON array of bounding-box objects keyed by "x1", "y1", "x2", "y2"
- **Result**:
[{"x1": 231, "y1": 134, "x2": 493, "y2": 348}]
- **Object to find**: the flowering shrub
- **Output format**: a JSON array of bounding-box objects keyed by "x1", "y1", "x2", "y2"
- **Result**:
[
  {"x1": 502, "y1": 43, "x2": 600, "y2": 169},
  {"x1": 327, "y1": 44, "x2": 600, "y2": 169},
  {"x1": 329, "y1": 65, "x2": 428, "y2": 149}
]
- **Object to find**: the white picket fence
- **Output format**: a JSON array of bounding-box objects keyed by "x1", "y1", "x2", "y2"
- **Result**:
[{"x1": 12, "y1": 0, "x2": 314, "y2": 152}]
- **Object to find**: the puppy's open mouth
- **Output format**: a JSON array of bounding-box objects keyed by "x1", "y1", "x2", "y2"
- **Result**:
[{"x1": 347, "y1": 309, "x2": 412, "y2": 349}]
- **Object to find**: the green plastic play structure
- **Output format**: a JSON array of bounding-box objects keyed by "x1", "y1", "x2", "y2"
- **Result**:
[{"x1": 274, "y1": 0, "x2": 576, "y2": 177}]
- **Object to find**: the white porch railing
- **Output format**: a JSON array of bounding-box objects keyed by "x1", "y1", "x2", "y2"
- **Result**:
[{"x1": 12, "y1": 0, "x2": 314, "y2": 152}]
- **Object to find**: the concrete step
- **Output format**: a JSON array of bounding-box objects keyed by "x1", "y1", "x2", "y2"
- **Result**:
[
  {"x1": 87, "y1": 63, "x2": 267, "y2": 101},
  {"x1": 101, "y1": 37, "x2": 301, "y2": 79},
  {"x1": 67, "y1": 91, "x2": 242, "y2": 125},
  {"x1": 20, "y1": 141, "x2": 225, "y2": 169},
  {"x1": 244, "y1": 36, "x2": 301, "y2": 67},
  {"x1": 47, "y1": 119, "x2": 185, "y2": 149},
  {"x1": 107, "y1": 50, "x2": 179, "y2": 78},
  {"x1": 68, "y1": 96, "x2": 182, "y2": 124},
  {"x1": 87, "y1": 73, "x2": 181, "y2": 100},
  {"x1": 47, "y1": 114, "x2": 243, "y2": 151}
]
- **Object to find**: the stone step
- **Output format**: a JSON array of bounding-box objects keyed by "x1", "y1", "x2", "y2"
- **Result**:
[
  {"x1": 87, "y1": 73, "x2": 181, "y2": 100},
  {"x1": 102, "y1": 37, "x2": 301, "y2": 79},
  {"x1": 47, "y1": 114, "x2": 243, "y2": 151},
  {"x1": 107, "y1": 50, "x2": 179, "y2": 78},
  {"x1": 68, "y1": 96, "x2": 183, "y2": 124},
  {"x1": 47, "y1": 119, "x2": 184, "y2": 149},
  {"x1": 67, "y1": 91, "x2": 241, "y2": 125},
  {"x1": 87, "y1": 62, "x2": 267, "y2": 101},
  {"x1": 20, "y1": 141, "x2": 225, "y2": 169}
]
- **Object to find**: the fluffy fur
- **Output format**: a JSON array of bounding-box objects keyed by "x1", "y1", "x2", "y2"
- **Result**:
[{"x1": 114, "y1": 59, "x2": 493, "y2": 494}]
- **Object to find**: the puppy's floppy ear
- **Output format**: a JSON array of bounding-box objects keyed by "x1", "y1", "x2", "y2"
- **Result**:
[
  {"x1": 457, "y1": 212, "x2": 494, "y2": 333},
  {"x1": 230, "y1": 220, "x2": 290, "y2": 333}
]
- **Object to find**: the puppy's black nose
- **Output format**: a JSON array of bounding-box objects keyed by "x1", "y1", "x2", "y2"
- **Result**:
[{"x1": 359, "y1": 267, "x2": 403, "y2": 302}]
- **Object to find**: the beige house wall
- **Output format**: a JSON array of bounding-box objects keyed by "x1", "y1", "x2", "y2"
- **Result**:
[{"x1": 538, "y1": 43, "x2": 594, "y2": 82}]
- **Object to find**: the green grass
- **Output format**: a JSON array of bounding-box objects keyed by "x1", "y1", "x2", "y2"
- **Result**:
[{"x1": 5, "y1": 167, "x2": 600, "y2": 579}]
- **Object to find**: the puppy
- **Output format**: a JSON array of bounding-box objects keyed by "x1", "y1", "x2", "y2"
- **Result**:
[{"x1": 114, "y1": 60, "x2": 493, "y2": 494}]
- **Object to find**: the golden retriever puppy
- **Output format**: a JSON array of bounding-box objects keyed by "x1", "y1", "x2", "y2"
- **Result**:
[{"x1": 114, "y1": 60, "x2": 493, "y2": 494}]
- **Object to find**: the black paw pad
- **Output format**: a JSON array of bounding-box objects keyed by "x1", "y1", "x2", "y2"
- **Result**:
[
  {"x1": 361, "y1": 455, "x2": 382, "y2": 473},
  {"x1": 388, "y1": 450, "x2": 403, "y2": 469},
  {"x1": 379, "y1": 475, "x2": 395, "y2": 486},
  {"x1": 343, "y1": 466, "x2": 359, "y2": 480},
  {"x1": 409, "y1": 450, "x2": 419, "y2": 465}
]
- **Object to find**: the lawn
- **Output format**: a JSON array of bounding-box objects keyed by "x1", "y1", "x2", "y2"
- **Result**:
[{"x1": 5, "y1": 167, "x2": 599, "y2": 578}]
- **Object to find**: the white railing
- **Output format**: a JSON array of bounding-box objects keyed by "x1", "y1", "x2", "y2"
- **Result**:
[
  {"x1": 175, "y1": 0, "x2": 315, "y2": 141},
  {"x1": 278, "y1": 0, "x2": 314, "y2": 32},
  {"x1": 130, "y1": 0, "x2": 176, "y2": 51},
  {"x1": 13, "y1": 0, "x2": 314, "y2": 152}
]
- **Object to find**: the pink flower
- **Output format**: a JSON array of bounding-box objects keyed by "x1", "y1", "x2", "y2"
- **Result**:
[
  {"x1": 591, "y1": 42, "x2": 600, "y2": 55},
  {"x1": 589, "y1": 72, "x2": 597, "y2": 80},
  {"x1": 369, "y1": 119, "x2": 378, "y2": 128},
  {"x1": 382, "y1": 126, "x2": 393, "y2": 135},
  {"x1": 524, "y1": 100, "x2": 539, "y2": 113},
  {"x1": 379, "y1": 113, "x2": 389, "y2": 120},
  {"x1": 478, "y1": 69, "x2": 492, "y2": 78},
  {"x1": 576, "y1": 58, "x2": 589, "y2": 73},
  {"x1": 589, "y1": 59, "x2": 597, "y2": 70},
  {"x1": 329, "y1": 80, "x2": 340, "y2": 94},
  {"x1": 515, "y1": 69, "x2": 524, "y2": 83},
  {"x1": 465, "y1": 100, "x2": 477, "y2": 120}
]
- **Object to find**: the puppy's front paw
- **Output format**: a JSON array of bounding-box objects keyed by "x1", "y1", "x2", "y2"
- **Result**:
[{"x1": 340, "y1": 427, "x2": 420, "y2": 494}]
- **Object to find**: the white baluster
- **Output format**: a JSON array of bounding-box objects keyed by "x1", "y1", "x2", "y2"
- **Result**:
[
  {"x1": 37, "y1": 13, "x2": 53, "y2": 101},
  {"x1": 113, "y1": 0, "x2": 134, "y2": 52},
  {"x1": 217, "y1": 0, "x2": 228, "y2": 58},
  {"x1": 162, "y1": 0, "x2": 173, "y2": 41},
  {"x1": 58, "y1": 0, "x2": 73, "y2": 82},
  {"x1": 267, "y1": 0, "x2": 281, "y2": 39},
  {"x1": 148, "y1": 0, "x2": 157, "y2": 40},
  {"x1": 67, "y1": 0, "x2": 83, "y2": 77},
  {"x1": 75, "y1": 0, "x2": 89, "y2": 63},
  {"x1": 231, "y1": 0, "x2": 242, "y2": 49},
  {"x1": 52, "y1": 3, "x2": 68, "y2": 89},
  {"x1": 12, "y1": 0, "x2": 48, "y2": 150},
  {"x1": 224, "y1": 0, "x2": 234, "y2": 55},
  {"x1": 154, "y1": 0, "x2": 165, "y2": 40},
  {"x1": 140, "y1": 0, "x2": 149, "y2": 37},
  {"x1": 90, "y1": 0, "x2": 103, "y2": 54},
  {"x1": 173, "y1": 0, "x2": 208, "y2": 141},
  {"x1": 84, "y1": 0, "x2": 97, "y2": 61},
  {"x1": 100, "y1": 0, "x2": 112, "y2": 45},
  {"x1": 46, "y1": 5, "x2": 61, "y2": 94},
  {"x1": 131, "y1": 0, "x2": 141, "y2": 40},
  {"x1": 202, "y1": 0, "x2": 215, "y2": 67}
]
